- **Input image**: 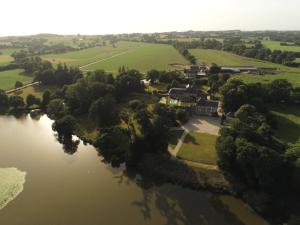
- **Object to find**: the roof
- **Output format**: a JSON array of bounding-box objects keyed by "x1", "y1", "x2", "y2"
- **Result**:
[
  {"x1": 221, "y1": 66, "x2": 258, "y2": 72},
  {"x1": 169, "y1": 87, "x2": 198, "y2": 95},
  {"x1": 197, "y1": 100, "x2": 219, "y2": 108}
]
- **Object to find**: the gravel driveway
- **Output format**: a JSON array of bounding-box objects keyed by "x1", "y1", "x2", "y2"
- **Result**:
[{"x1": 182, "y1": 116, "x2": 221, "y2": 136}]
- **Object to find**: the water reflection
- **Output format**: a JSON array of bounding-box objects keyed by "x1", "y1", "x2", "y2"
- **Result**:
[
  {"x1": 0, "y1": 115, "x2": 268, "y2": 225},
  {"x1": 55, "y1": 134, "x2": 80, "y2": 155}
]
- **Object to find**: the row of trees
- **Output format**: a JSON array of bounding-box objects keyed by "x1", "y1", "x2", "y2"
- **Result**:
[
  {"x1": 221, "y1": 79, "x2": 300, "y2": 113},
  {"x1": 223, "y1": 38, "x2": 298, "y2": 66},
  {"x1": 0, "y1": 89, "x2": 50, "y2": 114}
]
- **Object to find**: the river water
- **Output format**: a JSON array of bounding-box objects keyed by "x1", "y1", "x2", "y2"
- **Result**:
[{"x1": 0, "y1": 115, "x2": 268, "y2": 225}]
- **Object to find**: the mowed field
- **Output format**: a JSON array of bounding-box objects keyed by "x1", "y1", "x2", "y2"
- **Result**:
[
  {"x1": 0, "y1": 48, "x2": 20, "y2": 66},
  {"x1": 0, "y1": 69, "x2": 33, "y2": 91},
  {"x1": 190, "y1": 48, "x2": 300, "y2": 87},
  {"x1": 261, "y1": 40, "x2": 300, "y2": 52},
  {"x1": 43, "y1": 41, "x2": 188, "y2": 73}
]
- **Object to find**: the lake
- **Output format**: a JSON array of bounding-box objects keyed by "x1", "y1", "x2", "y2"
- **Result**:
[{"x1": 0, "y1": 115, "x2": 268, "y2": 225}]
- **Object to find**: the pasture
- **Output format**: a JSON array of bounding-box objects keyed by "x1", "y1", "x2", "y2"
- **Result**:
[
  {"x1": 189, "y1": 48, "x2": 290, "y2": 68},
  {"x1": 0, "y1": 69, "x2": 33, "y2": 91},
  {"x1": 43, "y1": 41, "x2": 188, "y2": 73},
  {"x1": 231, "y1": 72, "x2": 300, "y2": 88},
  {"x1": 261, "y1": 40, "x2": 300, "y2": 52}
]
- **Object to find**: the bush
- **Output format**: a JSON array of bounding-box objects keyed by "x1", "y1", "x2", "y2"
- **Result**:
[
  {"x1": 176, "y1": 108, "x2": 189, "y2": 124},
  {"x1": 15, "y1": 81, "x2": 23, "y2": 89}
]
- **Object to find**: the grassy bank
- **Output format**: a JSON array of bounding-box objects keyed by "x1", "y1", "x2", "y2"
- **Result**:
[{"x1": 138, "y1": 153, "x2": 232, "y2": 193}]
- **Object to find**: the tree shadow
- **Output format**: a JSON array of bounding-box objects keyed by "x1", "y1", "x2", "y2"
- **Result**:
[
  {"x1": 54, "y1": 134, "x2": 80, "y2": 155},
  {"x1": 273, "y1": 113, "x2": 300, "y2": 143},
  {"x1": 183, "y1": 133, "x2": 198, "y2": 145}
]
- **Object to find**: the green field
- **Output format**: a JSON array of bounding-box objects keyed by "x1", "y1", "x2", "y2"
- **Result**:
[
  {"x1": 190, "y1": 48, "x2": 291, "y2": 68},
  {"x1": 0, "y1": 69, "x2": 33, "y2": 91},
  {"x1": 177, "y1": 132, "x2": 217, "y2": 165},
  {"x1": 262, "y1": 40, "x2": 300, "y2": 52},
  {"x1": 190, "y1": 48, "x2": 300, "y2": 87},
  {"x1": 0, "y1": 48, "x2": 20, "y2": 66},
  {"x1": 43, "y1": 41, "x2": 188, "y2": 73},
  {"x1": 231, "y1": 72, "x2": 300, "y2": 88},
  {"x1": 270, "y1": 105, "x2": 300, "y2": 144}
]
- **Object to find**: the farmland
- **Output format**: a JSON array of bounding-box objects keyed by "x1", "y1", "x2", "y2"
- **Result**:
[
  {"x1": 261, "y1": 40, "x2": 300, "y2": 52},
  {"x1": 42, "y1": 41, "x2": 188, "y2": 73},
  {"x1": 0, "y1": 69, "x2": 33, "y2": 91},
  {"x1": 231, "y1": 72, "x2": 300, "y2": 88},
  {"x1": 0, "y1": 48, "x2": 20, "y2": 66},
  {"x1": 190, "y1": 48, "x2": 291, "y2": 68},
  {"x1": 190, "y1": 48, "x2": 300, "y2": 87}
]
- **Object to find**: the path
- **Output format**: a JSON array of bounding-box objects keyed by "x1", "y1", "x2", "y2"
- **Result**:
[
  {"x1": 168, "y1": 116, "x2": 221, "y2": 170},
  {"x1": 6, "y1": 82, "x2": 40, "y2": 94},
  {"x1": 79, "y1": 50, "x2": 132, "y2": 70}
]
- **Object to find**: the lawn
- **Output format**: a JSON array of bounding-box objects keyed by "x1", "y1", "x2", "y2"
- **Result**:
[
  {"x1": 0, "y1": 69, "x2": 33, "y2": 91},
  {"x1": 270, "y1": 105, "x2": 300, "y2": 144},
  {"x1": 261, "y1": 40, "x2": 300, "y2": 52},
  {"x1": 0, "y1": 48, "x2": 20, "y2": 66},
  {"x1": 177, "y1": 132, "x2": 218, "y2": 165},
  {"x1": 43, "y1": 41, "x2": 188, "y2": 73}
]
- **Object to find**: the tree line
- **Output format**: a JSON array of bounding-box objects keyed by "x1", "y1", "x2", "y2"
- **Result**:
[{"x1": 216, "y1": 78, "x2": 300, "y2": 217}]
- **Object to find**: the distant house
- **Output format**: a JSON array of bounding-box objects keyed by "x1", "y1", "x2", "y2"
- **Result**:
[
  {"x1": 184, "y1": 65, "x2": 208, "y2": 78},
  {"x1": 221, "y1": 66, "x2": 259, "y2": 74},
  {"x1": 195, "y1": 99, "x2": 219, "y2": 116}
]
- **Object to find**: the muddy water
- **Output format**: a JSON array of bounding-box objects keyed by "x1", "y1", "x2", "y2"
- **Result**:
[{"x1": 0, "y1": 115, "x2": 268, "y2": 225}]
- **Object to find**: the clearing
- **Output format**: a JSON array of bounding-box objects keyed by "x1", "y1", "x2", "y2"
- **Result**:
[{"x1": 0, "y1": 69, "x2": 33, "y2": 91}]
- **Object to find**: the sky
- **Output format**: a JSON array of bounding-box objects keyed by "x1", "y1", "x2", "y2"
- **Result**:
[{"x1": 1, "y1": 0, "x2": 300, "y2": 36}]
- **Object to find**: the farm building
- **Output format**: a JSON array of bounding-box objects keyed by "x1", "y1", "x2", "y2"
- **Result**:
[
  {"x1": 184, "y1": 65, "x2": 208, "y2": 78},
  {"x1": 221, "y1": 66, "x2": 259, "y2": 74}
]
